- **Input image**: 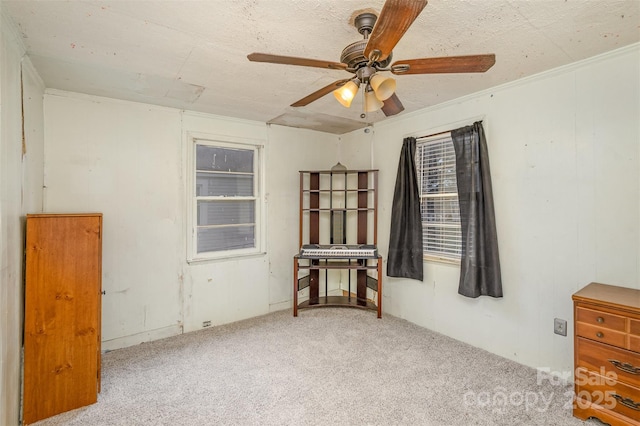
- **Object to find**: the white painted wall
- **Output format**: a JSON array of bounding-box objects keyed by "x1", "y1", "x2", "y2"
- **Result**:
[
  {"x1": 0, "y1": 9, "x2": 45, "y2": 425},
  {"x1": 22, "y1": 57, "x2": 45, "y2": 214},
  {"x1": 341, "y1": 44, "x2": 640, "y2": 376},
  {"x1": 43, "y1": 92, "x2": 186, "y2": 349},
  {"x1": 42, "y1": 93, "x2": 340, "y2": 350},
  {"x1": 265, "y1": 125, "x2": 339, "y2": 310}
]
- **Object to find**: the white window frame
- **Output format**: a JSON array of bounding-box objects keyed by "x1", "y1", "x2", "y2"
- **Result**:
[
  {"x1": 186, "y1": 132, "x2": 265, "y2": 262},
  {"x1": 416, "y1": 132, "x2": 462, "y2": 264}
]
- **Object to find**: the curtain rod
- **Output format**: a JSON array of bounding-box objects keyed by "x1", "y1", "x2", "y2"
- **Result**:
[
  {"x1": 415, "y1": 129, "x2": 451, "y2": 140},
  {"x1": 415, "y1": 120, "x2": 483, "y2": 141}
]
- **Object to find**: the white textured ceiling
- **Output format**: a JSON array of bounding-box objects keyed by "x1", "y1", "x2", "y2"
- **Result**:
[{"x1": 3, "y1": 0, "x2": 640, "y2": 133}]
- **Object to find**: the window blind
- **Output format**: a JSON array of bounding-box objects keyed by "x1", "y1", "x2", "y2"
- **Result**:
[
  {"x1": 194, "y1": 143, "x2": 258, "y2": 255},
  {"x1": 416, "y1": 134, "x2": 462, "y2": 260}
]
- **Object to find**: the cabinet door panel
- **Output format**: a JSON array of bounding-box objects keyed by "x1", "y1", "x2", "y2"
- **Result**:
[{"x1": 23, "y1": 214, "x2": 102, "y2": 425}]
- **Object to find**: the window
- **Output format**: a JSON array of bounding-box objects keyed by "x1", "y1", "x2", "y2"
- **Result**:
[
  {"x1": 416, "y1": 133, "x2": 461, "y2": 261},
  {"x1": 189, "y1": 137, "x2": 263, "y2": 260}
]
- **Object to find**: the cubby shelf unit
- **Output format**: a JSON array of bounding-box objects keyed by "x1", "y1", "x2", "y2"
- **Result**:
[{"x1": 293, "y1": 169, "x2": 381, "y2": 318}]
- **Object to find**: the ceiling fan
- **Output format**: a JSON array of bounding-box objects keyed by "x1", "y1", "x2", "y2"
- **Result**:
[{"x1": 247, "y1": 0, "x2": 495, "y2": 118}]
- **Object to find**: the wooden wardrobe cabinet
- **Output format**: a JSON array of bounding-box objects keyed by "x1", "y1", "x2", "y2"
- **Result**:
[{"x1": 23, "y1": 213, "x2": 103, "y2": 425}]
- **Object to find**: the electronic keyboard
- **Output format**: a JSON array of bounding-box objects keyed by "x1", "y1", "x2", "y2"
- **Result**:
[{"x1": 299, "y1": 244, "x2": 378, "y2": 259}]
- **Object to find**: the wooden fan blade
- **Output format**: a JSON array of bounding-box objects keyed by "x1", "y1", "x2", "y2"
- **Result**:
[
  {"x1": 247, "y1": 53, "x2": 347, "y2": 71},
  {"x1": 364, "y1": 0, "x2": 428, "y2": 62},
  {"x1": 382, "y1": 93, "x2": 404, "y2": 116},
  {"x1": 291, "y1": 79, "x2": 351, "y2": 107},
  {"x1": 391, "y1": 54, "x2": 496, "y2": 75}
]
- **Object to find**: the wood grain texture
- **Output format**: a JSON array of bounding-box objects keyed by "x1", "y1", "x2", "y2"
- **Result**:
[
  {"x1": 291, "y1": 79, "x2": 350, "y2": 107},
  {"x1": 364, "y1": 0, "x2": 428, "y2": 62},
  {"x1": 309, "y1": 173, "x2": 320, "y2": 303},
  {"x1": 576, "y1": 307, "x2": 627, "y2": 332},
  {"x1": 573, "y1": 402, "x2": 640, "y2": 426},
  {"x1": 575, "y1": 368, "x2": 640, "y2": 421},
  {"x1": 247, "y1": 53, "x2": 347, "y2": 70},
  {"x1": 573, "y1": 283, "x2": 640, "y2": 425},
  {"x1": 391, "y1": 54, "x2": 496, "y2": 75},
  {"x1": 576, "y1": 323, "x2": 627, "y2": 350},
  {"x1": 357, "y1": 172, "x2": 369, "y2": 305},
  {"x1": 23, "y1": 214, "x2": 102, "y2": 425},
  {"x1": 573, "y1": 283, "x2": 640, "y2": 313},
  {"x1": 631, "y1": 318, "x2": 640, "y2": 352},
  {"x1": 576, "y1": 337, "x2": 640, "y2": 388},
  {"x1": 297, "y1": 295, "x2": 377, "y2": 310}
]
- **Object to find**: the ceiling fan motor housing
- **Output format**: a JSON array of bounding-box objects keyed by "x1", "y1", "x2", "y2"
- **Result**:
[{"x1": 340, "y1": 12, "x2": 392, "y2": 72}]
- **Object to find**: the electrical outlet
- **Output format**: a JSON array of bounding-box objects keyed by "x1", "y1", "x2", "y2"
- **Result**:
[
  {"x1": 202, "y1": 320, "x2": 212, "y2": 328},
  {"x1": 554, "y1": 318, "x2": 567, "y2": 336}
]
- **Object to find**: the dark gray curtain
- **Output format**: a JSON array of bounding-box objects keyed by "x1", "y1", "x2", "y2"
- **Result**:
[
  {"x1": 387, "y1": 137, "x2": 423, "y2": 281},
  {"x1": 451, "y1": 122, "x2": 502, "y2": 298}
]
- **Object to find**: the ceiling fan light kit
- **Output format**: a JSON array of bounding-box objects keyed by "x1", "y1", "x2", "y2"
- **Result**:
[
  {"x1": 369, "y1": 74, "x2": 396, "y2": 101},
  {"x1": 334, "y1": 79, "x2": 361, "y2": 108},
  {"x1": 248, "y1": 0, "x2": 495, "y2": 119},
  {"x1": 364, "y1": 86, "x2": 384, "y2": 113}
]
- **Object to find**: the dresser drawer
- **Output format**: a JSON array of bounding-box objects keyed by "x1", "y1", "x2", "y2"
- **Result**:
[
  {"x1": 632, "y1": 320, "x2": 640, "y2": 351},
  {"x1": 577, "y1": 337, "x2": 640, "y2": 388},
  {"x1": 577, "y1": 307, "x2": 627, "y2": 332},
  {"x1": 576, "y1": 368, "x2": 640, "y2": 421},
  {"x1": 573, "y1": 283, "x2": 640, "y2": 425},
  {"x1": 576, "y1": 322, "x2": 628, "y2": 348}
]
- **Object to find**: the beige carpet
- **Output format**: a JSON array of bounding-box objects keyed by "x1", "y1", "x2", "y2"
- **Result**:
[{"x1": 33, "y1": 308, "x2": 598, "y2": 425}]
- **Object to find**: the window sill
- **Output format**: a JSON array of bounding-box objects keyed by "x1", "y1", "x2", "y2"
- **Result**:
[
  {"x1": 187, "y1": 250, "x2": 267, "y2": 264},
  {"x1": 423, "y1": 255, "x2": 460, "y2": 266}
]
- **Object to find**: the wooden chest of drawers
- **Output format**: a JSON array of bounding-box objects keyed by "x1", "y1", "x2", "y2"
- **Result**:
[{"x1": 573, "y1": 283, "x2": 640, "y2": 425}]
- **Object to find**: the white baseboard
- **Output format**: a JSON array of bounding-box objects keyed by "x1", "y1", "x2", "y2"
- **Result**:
[
  {"x1": 102, "y1": 324, "x2": 183, "y2": 352},
  {"x1": 269, "y1": 300, "x2": 291, "y2": 312}
]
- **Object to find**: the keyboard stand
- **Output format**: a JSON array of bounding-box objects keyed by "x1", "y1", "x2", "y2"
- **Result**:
[{"x1": 293, "y1": 254, "x2": 382, "y2": 318}]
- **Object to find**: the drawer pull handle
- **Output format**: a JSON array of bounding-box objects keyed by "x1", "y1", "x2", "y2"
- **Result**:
[
  {"x1": 596, "y1": 316, "x2": 604, "y2": 323},
  {"x1": 612, "y1": 394, "x2": 640, "y2": 411},
  {"x1": 596, "y1": 332, "x2": 604, "y2": 338},
  {"x1": 609, "y1": 359, "x2": 640, "y2": 375}
]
